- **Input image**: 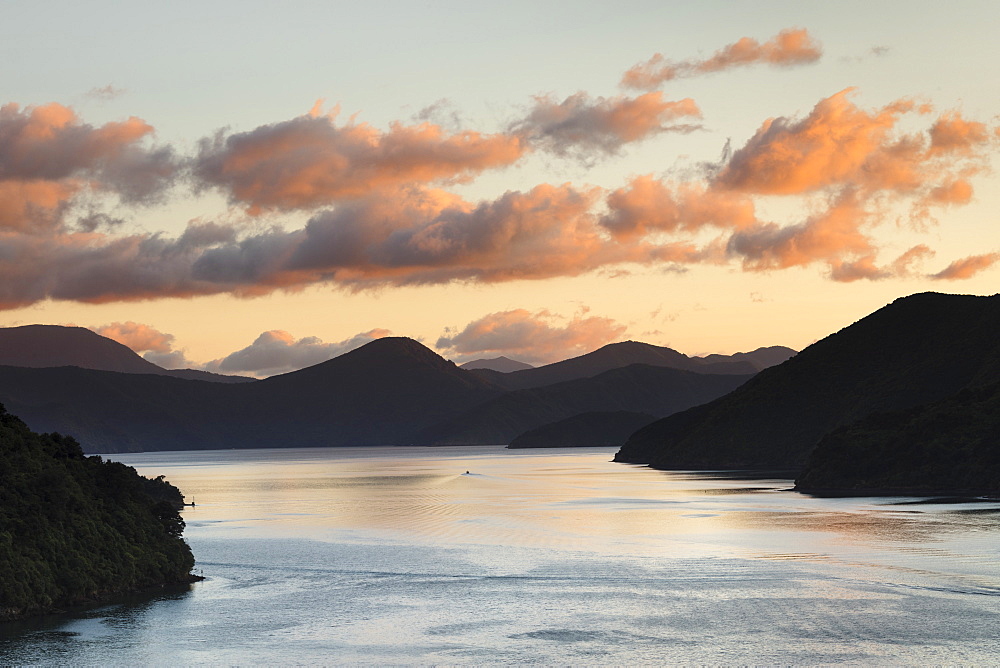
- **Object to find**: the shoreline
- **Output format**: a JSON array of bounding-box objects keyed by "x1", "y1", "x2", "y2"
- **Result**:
[{"x1": 0, "y1": 573, "x2": 206, "y2": 624}]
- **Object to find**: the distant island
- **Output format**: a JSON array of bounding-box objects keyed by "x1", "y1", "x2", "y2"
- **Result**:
[{"x1": 0, "y1": 404, "x2": 199, "y2": 621}]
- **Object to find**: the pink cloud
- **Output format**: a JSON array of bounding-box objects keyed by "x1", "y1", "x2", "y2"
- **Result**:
[
  {"x1": 930, "y1": 253, "x2": 1000, "y2": 280},
  {"x1": 621, "y1": 28, "x2": 821, "y2": 90},
  {"x1": 511, "y1": 92, "x2": 700, "y2": 158},
  {"x1": 0, "y1": 102, "x2": 177, "y2": 233},
  {"x1": 92, "y1": 320, "x2": 174, "y2": 353},
  {"x1": 193, "y1": 107, "x2": 526, "y2": 213},
  {"x1": 602, "y1": 175, "x2": 756, "y2": 239},
  {"x1": 436, "y1": 309, "x2": 626, "y2": 364}
]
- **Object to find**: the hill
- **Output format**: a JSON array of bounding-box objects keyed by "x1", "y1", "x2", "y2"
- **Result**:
[
  {"x1": 459, "y1": 356, "x2": 534, "y2": 372},
  {"x1": 0, "y1": 337, "x2": 503, "y2": 453},
  {"x1": 615, "y1": 293, "x2": 1000, "y2": 471},
  {"x1": 415, "y1": 364, "x2": 753, "y2": 445},
  {"x1": 794, "y1": 381, "x2": 1000, "y2": 494},
  {"x1": 0, "y1": 325, "x2": 253, "y2": 383},
  {"x1": 0, "y1": 404, "x2": 196, "y2": 621},
  {"x1": 468, "y1": 341, "x2": 792, "y2": 391},
  {"x1": 507, "y1": 411, "x2": 657, "y2": 448}
]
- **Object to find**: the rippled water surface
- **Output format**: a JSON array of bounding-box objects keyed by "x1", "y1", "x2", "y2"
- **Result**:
[{"x1": 3, "y1": 446, "x2": 1000, "y2": 664}]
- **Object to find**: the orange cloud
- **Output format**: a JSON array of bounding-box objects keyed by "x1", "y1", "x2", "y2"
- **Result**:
[
  {"x1": 726, "y1": 193, "x2": 872, "y2": 271},
  {"x1": 930, "y1": 253, "x2": 1000, "y2": 280},
  {"x1": 194, "y1": 109, "x2": 526, "y2": 213},
  {"x1": 512, "y1": 92, "x2": 700, "y2": 157},
  {"x1": 621, "y1": 28, "x2": 821, "y2": 90},
  {"x1": 714, "y1": 91, "x2": 993, "y2": 229},
  {"x1": 436, "y1": 309, "x2": 626, "y2": 364},
  {"x1": 0, "y1": 180, "x2": 79, "y2": 233},
  {"x1": 602, "y1": 175, "x2": 756, "y2": 239},
  {"x1": 715, "y1": 90, "x2": 912, "y2": 195},
  {"x1": 0, "y1": 102, "x2": 177, "y2": 232},
  {"x1": 828, "y1": 244, "x2": 934, "y2": 282}
]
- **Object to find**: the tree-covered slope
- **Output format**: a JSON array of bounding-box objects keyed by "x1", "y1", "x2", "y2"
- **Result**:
[
  {"x1": 0, "y1": 405, "x2": 196, "y2": 621},
  {"x1": 616, "y1": 293, "x2": 1000, "y2": 470},
  {"x1": 795, "y1": 381, "x2": 1000, "y2": 493}
]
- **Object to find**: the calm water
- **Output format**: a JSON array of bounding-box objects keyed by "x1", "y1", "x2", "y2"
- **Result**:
[{"x1": 2, "y1": 446, "x2": 1000, "y2": 664}]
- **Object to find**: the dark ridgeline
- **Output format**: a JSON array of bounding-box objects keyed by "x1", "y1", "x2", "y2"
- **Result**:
[
  {"x1": 417, "y1": 364, "x2": 753, "y2": 445},
  {"x1": 507, "y1": 410, "x2": 657, "y2": 449},
  {"x1": 465, "y1": 340, "x2": 795, "y2": 391},
  {"x1": 0, "y1": 328, "x2": 786, "y2": 453},
  {"x1": 0, "y1": 325, "x2": 254, "y2": 383},
  {"x1": 459, "y1": 356, "x2": 535, "y2": 373},
  {"x1": 0, "y1": 337, "x2": 504, "y2": 453},
  {"x1": 0, "y1": 405, "x2": 196, "y2": 621},
  {"x1": 616, "y1": 293, "x2": 1000, "y2": 488}
]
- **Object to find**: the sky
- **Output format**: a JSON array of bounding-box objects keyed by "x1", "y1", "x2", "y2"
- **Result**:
[{"x1": 1, "y1": 0, "x2": 998, "y2": 376}]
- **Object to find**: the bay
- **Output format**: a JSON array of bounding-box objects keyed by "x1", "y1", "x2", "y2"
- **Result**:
[{"x1": 2, "y1": 446, "x2": 999, "y2": 664}]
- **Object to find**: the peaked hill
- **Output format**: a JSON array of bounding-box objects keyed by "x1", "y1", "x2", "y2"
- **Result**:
[
  {"x1": 0, "y1": 337, "x2": 504, "y2": 453},
  {"x1": 616, "y1": 292, "x2": 1000, "y2": 471},
  {"x1": 0, "y1": 325, "x2": 253, "y2": 383}
]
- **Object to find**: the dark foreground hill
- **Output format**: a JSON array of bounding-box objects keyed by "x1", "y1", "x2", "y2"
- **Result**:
[
  {"x1": 508, "y1": 411, "x2": 657, "y2": 448},
  {"x1": 0, "y1": 405, "x2": 196, "y2": 621},
  {"x1": 0, "y1": 325, "x2": 253, "y2": 383},
  {"x1": 616, "y1": 293, "x2": 1000, "y2": 471},
  {"x1": 795, "y1": 381, "x2": 1000, "y2": 494},
  {"x1": 467, "y1": 341, "x2": 794, "y2": 390},
  {"x1": 416, "y1": 364, "x2": 753, "y2": 445}
]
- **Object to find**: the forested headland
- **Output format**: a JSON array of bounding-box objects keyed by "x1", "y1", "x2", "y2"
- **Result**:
[{"x1": 0, "y1": 404, "x2": 197, "y2": 621}]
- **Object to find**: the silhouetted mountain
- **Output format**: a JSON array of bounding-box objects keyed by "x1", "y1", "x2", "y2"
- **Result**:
[
  {"x1": 795, "y1": 381, "x2": 1000, "y2": 494},
  {"x1": 459, "y1": 356, "x2": 534, "y2": 372},
  {"x1": 0, "y1": 337, "x2": 503, "y2": 453},
  {"x1": 616, "y1": 293, "x2": 1000, "y2": 471},
  {"x1": 415, "y1": 364, "x2": 753, "y2": 445},
  {"x1": 467, "y1": 341, "x2": 791, "y2": 391},
  {"x1": 507, "y1": 411, "x2": 657, "y2": 449},
  {"x1": 0, "y1": 325, "x2": 254, "y2": 383},
  {"x1": 695, "y1": 346, "x2": 797, "y2": 371},
  {"x1": 0, "y1": 325, "x2": 166, "y2": 374},
  {"x1": 233, "y1": 337, "x2": 504, "y2": 447}
]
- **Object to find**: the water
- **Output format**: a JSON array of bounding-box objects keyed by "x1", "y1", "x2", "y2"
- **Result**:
[{"x1": 3, "y1": 446, "x2": 999, "y2": 664}]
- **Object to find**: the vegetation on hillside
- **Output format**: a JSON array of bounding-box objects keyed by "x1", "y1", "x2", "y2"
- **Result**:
[
  {"x1": 795, "y1": 382, "x2": 1000, "y2": 493},
  {"x1": 0, "y1": 405, "x2": 196, "y2": 621}
]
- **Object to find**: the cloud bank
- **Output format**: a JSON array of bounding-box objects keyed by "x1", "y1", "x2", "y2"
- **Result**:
[{"x1": 0, "y1": 30, "x2": 996, "y2": 313}]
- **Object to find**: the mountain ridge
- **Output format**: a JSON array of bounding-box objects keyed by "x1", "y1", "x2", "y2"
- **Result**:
[
  {"x1": 0, "y1": 325, "x2": 254, "y2": 383},
  {"x1": 615, "y1": 292, "x2": 1000, "y2": 471}
]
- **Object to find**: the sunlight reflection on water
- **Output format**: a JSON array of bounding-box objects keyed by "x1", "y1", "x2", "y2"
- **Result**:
[{"x1": 3, "y1": 446, "x2": 999, "y2": 665}]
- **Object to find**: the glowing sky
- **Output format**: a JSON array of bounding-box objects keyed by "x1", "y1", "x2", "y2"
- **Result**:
[{"x1": 1, "y1": 0, "x2": 997, "y2": 376}]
